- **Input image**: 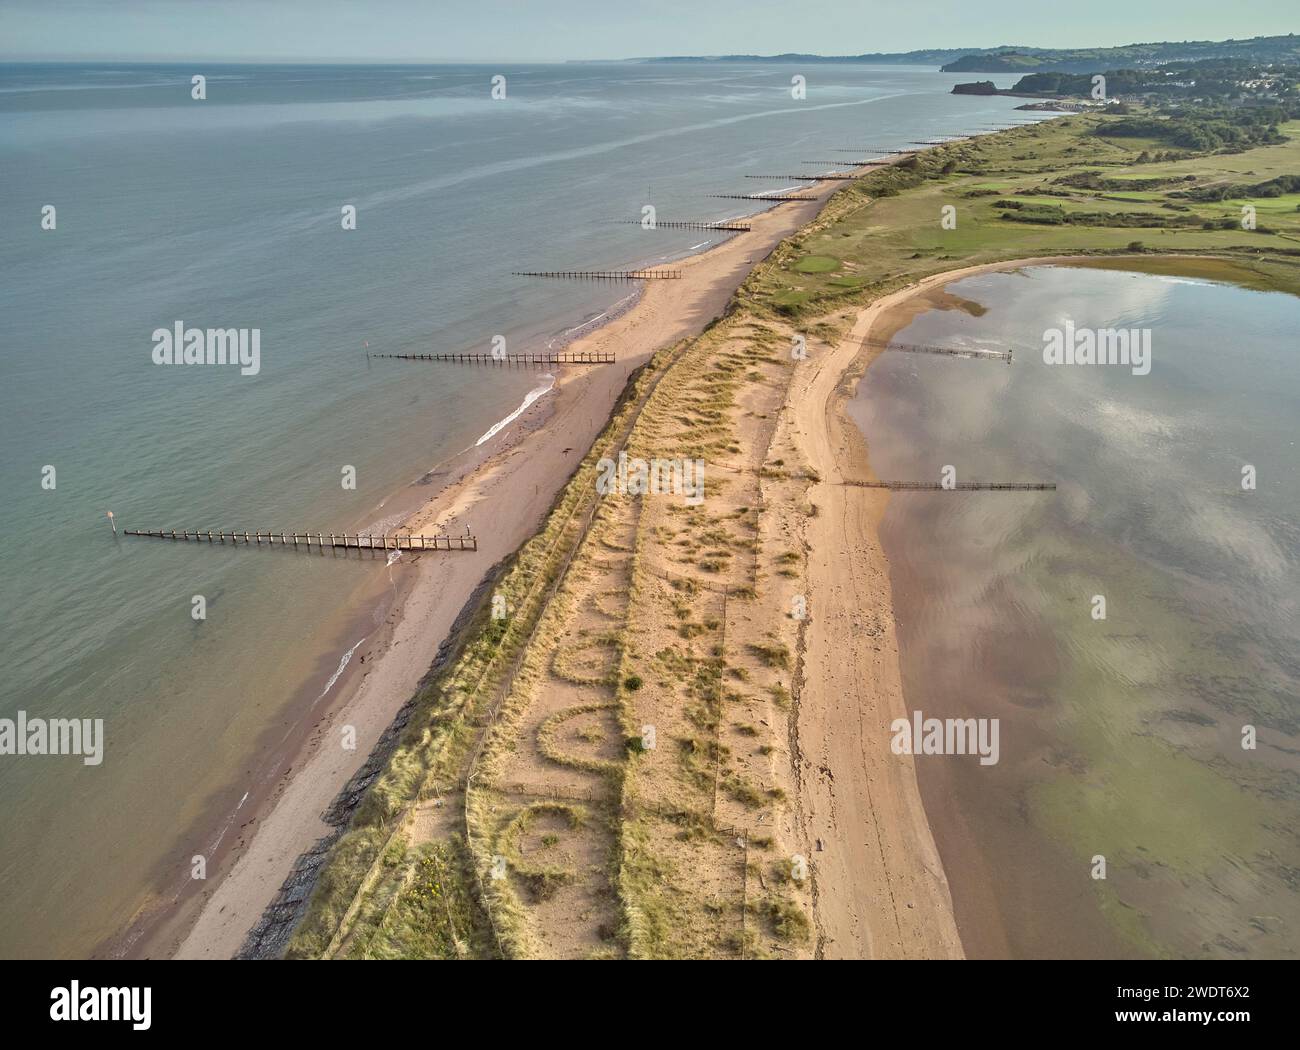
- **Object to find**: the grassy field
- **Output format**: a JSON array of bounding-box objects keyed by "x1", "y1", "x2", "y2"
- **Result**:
[
  {"x1": 283, "y1": 111, "x2": 1300, "y2": 960},
  {"x1": 746, "y1": 114, "x2": 1300, "y2": 315}
]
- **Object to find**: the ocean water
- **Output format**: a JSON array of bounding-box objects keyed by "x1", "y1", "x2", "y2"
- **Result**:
[
  {"x1": 0, "y1": 60, "x2": 1039, "y2": 957},
  {"x1": 851, "y1": 266, "x2": 1300, "y2": 958}
]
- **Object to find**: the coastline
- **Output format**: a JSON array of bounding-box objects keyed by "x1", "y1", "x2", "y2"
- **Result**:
[
  {"x1": 127, "y1": 171, "x2": 861, "y2": 960},
  {"x1": 10, "y1": 41, "x2": 1297, "y2": 970},
  {"x1": 121, "y1": 230, "x2": 1126, "y2": 960},
  {"x1": 795, "y1": 256, "x2": 1096, "y2": 957},
  {"x1": 809, "y1": 251, "x2": 1242, "y2": 958},
  {"x1": 774, "y1": 257, "x2": 1097, "y2": 959},
  {"x1": 128, "y1": 179, "x2": 1111, "y2": 961},
  {"x1": 79, "y1": 96, "x2": 1300, "y2": 960}
]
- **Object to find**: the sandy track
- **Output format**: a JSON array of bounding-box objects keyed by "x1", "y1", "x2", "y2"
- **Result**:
[{"x1": 786, "y1": 303, "x2": 962, "y2": 959}]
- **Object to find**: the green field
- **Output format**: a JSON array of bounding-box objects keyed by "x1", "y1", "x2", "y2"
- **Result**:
[{"x1": 747, "y1": 115, "x2": 1300, "y2": 314}]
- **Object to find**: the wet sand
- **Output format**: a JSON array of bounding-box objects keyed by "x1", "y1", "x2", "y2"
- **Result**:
[
  {"x1": 788, "y1": 256, "x2": 1140, "y2": 958},
  {"x1": 830, "y1": 253, "x2": 1223, "y2": 959}
]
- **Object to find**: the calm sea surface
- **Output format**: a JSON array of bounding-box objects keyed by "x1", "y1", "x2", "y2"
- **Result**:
[
  {"x1": 851, "y1": 266, "x2": 1300, "y2": 958},
  {"x1": 0, "y1": 61, "x2": 1039, "y2": 956}
]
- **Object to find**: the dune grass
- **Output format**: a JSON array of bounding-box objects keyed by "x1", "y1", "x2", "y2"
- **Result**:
[{"x1": 287, "y1": 109, "x2": 1300, "y2": 959}]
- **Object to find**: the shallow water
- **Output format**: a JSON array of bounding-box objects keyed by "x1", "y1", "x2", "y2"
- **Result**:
[{"x1": 851, "y1": 265, "x2": 1300, "y2": 958}]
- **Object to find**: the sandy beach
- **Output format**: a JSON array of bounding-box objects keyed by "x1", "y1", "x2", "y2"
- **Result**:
[
  {"x1": 783, "y1": 256, "x2": 1100, "y2": 957},
  {"x1": 135, "y1": 182, "x2": 854, "y2": 959},
  {"x1": 132, "y1": 115, "x2": 1101, "y2": 964},
  {"x1": 137, "y1": 217, "x2": 1102, "y2": 959}
]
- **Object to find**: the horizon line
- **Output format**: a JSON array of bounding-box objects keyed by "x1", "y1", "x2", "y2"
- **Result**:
[{"x1": 7, "y1": 31, "x2": 1297, "y2": 67}]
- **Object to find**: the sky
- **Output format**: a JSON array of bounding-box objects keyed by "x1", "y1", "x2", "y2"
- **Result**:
[{"x1": 1, "y1": 0, "x2": 1296, "y2": 63}]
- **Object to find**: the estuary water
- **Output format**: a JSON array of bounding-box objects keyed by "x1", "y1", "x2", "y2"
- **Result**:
[{"x1": 852, "y1": 265, "x2": 1300, "y2": 958}]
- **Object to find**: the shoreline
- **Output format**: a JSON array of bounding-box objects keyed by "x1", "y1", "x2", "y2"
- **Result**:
[
  {"x1": 146, "y1": 99, "x2": 1299, "y2": 957},
  {"x1": 124, "y1": 168, "x2": 1093, "y2": 963},
  {"x1": 776, "y1": 258, "x2": 1104, "y2": 959},
  {"x1": 124, "y1": 168, "x2": 863, "y2": 960},
  {"x1": 814, "y1": 251, "x2": 1232, "y2": 958}
]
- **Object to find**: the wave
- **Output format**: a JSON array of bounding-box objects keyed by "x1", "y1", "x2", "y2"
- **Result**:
[
  {"x1": 474, "y1": 374, "x2": 556, "y2": 447},
  {"x1": 317, "y1": 636, "x2": 368, "y2": 702}
]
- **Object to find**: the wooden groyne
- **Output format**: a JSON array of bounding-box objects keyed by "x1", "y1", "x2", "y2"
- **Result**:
[
  {"x1": 512, "y1": 270, "x2": 680, "y2": 280},
  {"x1": 744, "y1": 174, "x2": 858, "y2": 182},
  {"x1": 372, "y1": 351, "x2": 614, "y2": 365},
  {"x1": 863, "y1": 337, "x2": 1012, "y2": 363},
  {"x1": 829, "y1": 148, "x2": 915, "y2": 154},
  {"x1": 842, "y1": 481, "x2": 1055, "y2": 491},
  {"x1": 614, "y1": 220, "x2": 752, "y2": 232},
  {"x1": 800, "y1": 160, "x2": 888, "y2": 167},
  {"x1": 709, "y1": 194, "x2": 817, "y2": 202},
  {"x1": 124, "y1": 529, "x2": 478, "y2": 551}
]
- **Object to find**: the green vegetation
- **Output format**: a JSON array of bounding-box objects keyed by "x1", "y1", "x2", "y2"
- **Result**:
[
  {"x1": 334, "y1": 838, "x2": 493, "y2": 960},
  {"x1": 939, "y1": 34, "x2": 1300, "y2": 74},
  {"x1": 1098, "y1": 107, "x2": 1290, "y2": 151},
  {"x1": 1013, "y1": 64, "x2": 1300, "y2": 106},
  {"x1": 744, "y1": 111, "x2": 1300, "y2": 321},
  {"x1": 792, "y1": 254, "x2": 841, "y2": 273}
]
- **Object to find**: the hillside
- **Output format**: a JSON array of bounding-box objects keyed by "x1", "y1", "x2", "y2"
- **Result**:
[
  {"x1": 940, "y1": 34, "x2": 1300, "y2": 73},
  {"x1": 639, "y1": 34, "x2": 1300, "y2": 73}
]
